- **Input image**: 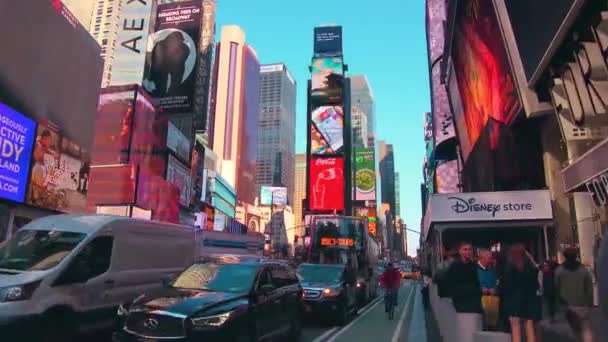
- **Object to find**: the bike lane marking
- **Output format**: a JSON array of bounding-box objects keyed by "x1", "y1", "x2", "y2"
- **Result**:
[
  {"x1": 391, "y1": 284, "x2": 416, "y2": 342},
  {"x1": 324, "y1": 295, "x2": 385, "y2": 342}
]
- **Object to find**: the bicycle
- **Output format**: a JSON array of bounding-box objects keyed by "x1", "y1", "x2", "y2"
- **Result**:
[{"x1": 384, "y1": 288, "x2": 397, "y2": 320}]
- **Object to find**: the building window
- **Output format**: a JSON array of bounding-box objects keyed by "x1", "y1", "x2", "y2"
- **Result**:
[{"x1": 223, "y1": 42, "x2": 239, "y2": 160}]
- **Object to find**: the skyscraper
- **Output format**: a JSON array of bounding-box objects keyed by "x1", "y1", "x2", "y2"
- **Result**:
[
  {"x1": 379, "y1": 141, "x2": 396, "y2": 214},
  {"x1": 294, "y1": 153, "x2": 307, "y2": 235},
  {"x1": 350, "y1": 75, "x2": 375, "y2": 147},
  {"x1": 87, "y1": 0, "x2": 124, "y2": 87},
  {"x1": 208, "y1": 26, "x2": 260, "y2": 202},
  {"x1": 62, "y1": 0, "x2": 94, "y2": 28},
  {"x1": 395, "y1": 171, "x2": 401, "y2": 217},
  {"x1": 352, "y1": 106, "x2": 368, "y2": 148},
  {"x1": 256, "y1": 64, "x2": 297, "y2": 205}
]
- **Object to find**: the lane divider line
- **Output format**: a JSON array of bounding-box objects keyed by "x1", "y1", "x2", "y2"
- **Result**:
[
  {"x1": 324, "y1": 295, "x2": 384, "y2": 342},
  {"x1": 311, "y1": 327, "x2": 338, "y2": 342},
  {"x1": 391, "y1": 285, "x2": 417, "y2": 342}
]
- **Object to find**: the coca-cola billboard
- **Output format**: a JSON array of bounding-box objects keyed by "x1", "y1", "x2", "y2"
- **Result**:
[{"x1": 309, "y1": 157, "x2": 344, "y2": 211}]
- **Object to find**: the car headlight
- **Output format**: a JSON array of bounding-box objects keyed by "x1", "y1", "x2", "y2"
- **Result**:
[
  {"x1": 191, "y1": 311, "x2": 233, "y2": 329},
  {"x1": 117, "y1": 304, "x2": 129, "y2": 316},
  {"x1": 0, "y1": 281, "x2": 41, "y2": 302},
  {"x1": 322, "y1": 287, "x2": 341, "y2": 297}
]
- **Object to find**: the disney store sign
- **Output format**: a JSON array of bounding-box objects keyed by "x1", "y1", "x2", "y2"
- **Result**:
[{"x1": 430, "y1": 190, "x2": 553, "y2": 222}]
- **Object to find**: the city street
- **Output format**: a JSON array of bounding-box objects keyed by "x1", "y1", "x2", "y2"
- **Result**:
[{"x1": 301, "y1": 282, "x2": 426, "y2": 342}]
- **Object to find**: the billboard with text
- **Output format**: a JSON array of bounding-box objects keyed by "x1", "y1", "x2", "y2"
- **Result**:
[
  {"x1": 314, "y1": 26, "x2": 343, "y2": 56},
  {"x1": 309, "y1": 157, "x2": 344, "y2": 211},
  {"x1": 260, "y1": 186, "x2": 288, "y2": 206}
]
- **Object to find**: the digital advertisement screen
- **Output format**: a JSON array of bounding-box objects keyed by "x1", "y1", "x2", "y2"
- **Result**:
[
  {"x1": 310, "y1": 105, "x2": 344, "y2": 155},
  {"x1": 143, "y1": 0, "x2": 202, "y2": 113},
  {"x1": 311, "y1": 57, "x2": 344, "y2": 105},
  {"x1": 355, "y1": 148, "x2": 376, "y2": 201},
  {"x1": 452, "y1": 0, "x2": 521, "y2": 157},
  {"x1": 0, "y1": 102, "x2": 36, "y2": 203},
  {"x1": 167, "y1": 121, "x2": 191, "y2": 163},
  {"x1": 314, "y1": 26, "x2": 342, "y2": 55},
  {"x1": 166, "y1": 155, "x2": 192, "y2": 207},
  {"x1": 87, "y1": 164, "x2": 137, "y2": 205},
  {"x1": 436, "y1": 159, "x2": 460, "y2": 194},
  {"x1": 26, "y1": 121, "x2": 90, "y2": 213},
  {"x1": 309, "y1": 157, "x2": 344, "y2": 211},
  {"x1": 130, "y1": 91, "x2": 168, "y2": 177},
  {"x1": 354, "y1": 207, "x2": 377, "y2": 236},
  {"x1": 93, "y1": 90, "x2": 134, "y2": 165},
  {"x1": 260, "y1": 186, "x2": 288, "y2": 206},
  {"x1": 136, "y1": 173, "x2": 180, "y2": 223}
]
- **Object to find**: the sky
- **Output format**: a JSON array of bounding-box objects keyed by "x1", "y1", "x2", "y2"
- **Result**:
[{"x1": 216, "y1": 0, "x2": 430, "y2": 255}]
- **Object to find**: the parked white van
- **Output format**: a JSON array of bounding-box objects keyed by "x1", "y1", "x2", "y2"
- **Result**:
[{"x1": 0, "y1": 214, "x2": 196, "y2": 341}]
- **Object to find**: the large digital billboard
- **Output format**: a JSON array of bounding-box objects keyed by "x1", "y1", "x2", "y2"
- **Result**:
[
  {"x1": 355, "y1": 148, "x2": 376, "y2": 201},
  {"x1": 88, "y1": 164, "x2": 137, "y2": 205},
  {"x1": 0, "y1": 103, "x2": 36, "y2": 203},
  {"x1": 167, "y1": 155, "x2": 192, "y2": 207},
  {"x1": 314, "y1": 26, "x2": 343, "y2": 56},
  {"x1": 310, "y1": 105, "x2": 344, "y2": 155},
  {"x1": 436, "y1": 159, "x2": 459, "y2": 194},
  {"x1": 143, "y1": 0, "x2": 202, "y2": 113},
  {"x1": 109, "y1": 0, "x2": 154, "y2": 86},
  {"x1": 451, "y1": 0, "x2": 521, "y2": 160},
  {"x1": 309, "y1": 157, "x2": 344, "y2": 211},
  {"x1": 130, "y1": 90, "x2": 168, "y2": 177},
  {"x1": 260, "y1": 186, "x2": 288, "y2": 206},
  {"x1": 93, "y1": 91, "x2": 134, "y2": 165},
  {"x1": 311, "y1": 57, "x2": 344, "y2": 105},
  {"x1": 26, "y1": 120, "x2": 90, "y2": 213}
]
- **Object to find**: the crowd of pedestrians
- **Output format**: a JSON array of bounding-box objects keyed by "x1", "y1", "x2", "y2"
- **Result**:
[{"x1": 431, "y1": 242, "x2": 595, "y2": 342}]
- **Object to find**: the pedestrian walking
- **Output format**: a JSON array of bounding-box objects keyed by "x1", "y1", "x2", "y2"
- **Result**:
[
  {"x1": 478, "y1": 249, "x2": 499, "y2": 329},
  {"x1": 555, "y1": 247, "x2": 594, "y2": 342},
  {"x1": 501, "y1": 244, "x2": 541, "y2": 342},
  {"x1": 444, "y1": 241, "x2": 483, "y2": 341},
  {"x1": 540, "y1": 261, "x2": 557, "y2": 321}
]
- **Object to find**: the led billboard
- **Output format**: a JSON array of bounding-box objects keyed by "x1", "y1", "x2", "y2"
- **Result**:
[
  {"x1": 87, "y1": 164, "x2": 137, "y2": 205},
  {"x1": 260, "y1": 186, "x2": 288, "y2": 206},
  {"x1": 314, "y1": 26, "x2": 343, "y2": 56},
  {"x1": 309, "y1": 157, "x2": 344, "y2": 211},
  {"x1": 451, "y1": 0, "x2": 521, "y2": 160},
  {"x1": 167, "y1": 121, "x2": 191, "y2": 163},
  {"x1": 310, "y1": 105, "x2": 344, "y2": 155},
  {"x1": 167, "y1": 155, "x2": 192, "y2": 207},
  {"x1": 436, "y1": 159, "x2": 459, "y2": 193},
  {"x1": 354, "y1": 148, "x2": 376, "y2": 201},
  {"x1": 0, "y1": 102, "x2": 36, "y2": 203},
  {"x1": 311, "y1": 57, "x2": 344, "y2": 105},
  {"x1": 143, "y1": 0, "x2": 202, "y2": 113},
  {"x1": 93, "y1": 91, "x2": 134, "y2": 165}
]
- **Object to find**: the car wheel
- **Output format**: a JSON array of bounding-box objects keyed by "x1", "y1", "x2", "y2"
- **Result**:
[{"x1": 39, "y1": 309, "x2": 75, "y2": 342}]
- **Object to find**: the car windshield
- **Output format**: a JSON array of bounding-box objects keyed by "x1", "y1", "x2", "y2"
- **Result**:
[
  {"x1": 0, "y1": 230, "x2": 86, "y2": 271},
  {"x1": 171, "y1": 263, "x2": 258, "y2": 293},
  {"x1": 297, "y1": 265, "x2": 343, "y2": 284}
]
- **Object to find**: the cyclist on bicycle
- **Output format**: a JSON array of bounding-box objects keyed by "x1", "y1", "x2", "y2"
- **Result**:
[{"x1": 380, "y1": 262, "x2": 401, "y2": 312}]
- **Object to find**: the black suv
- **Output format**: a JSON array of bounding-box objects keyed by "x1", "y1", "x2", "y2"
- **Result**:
[
  {"x1": 114, "y1": 258, "x2": 303, "y2": 341},
  {"x1": 297, "y1": 263, "x2": 357, "y2": 325}
]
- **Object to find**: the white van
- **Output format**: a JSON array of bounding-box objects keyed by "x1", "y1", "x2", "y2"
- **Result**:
[{"x1": 0, "y1": 214, "x2": 196, "y2": 340}]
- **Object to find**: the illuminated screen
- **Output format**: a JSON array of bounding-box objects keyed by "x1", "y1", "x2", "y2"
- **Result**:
[
  {"x1": 87, "y1": 165, "x2": 137, "y2": 205},
  {"x1": 354, "y1": 148, "x2": 376, "y2": 201},
  {"x1": 321, "y1": 237, "x2": 354, "y2": 247},
  {"x1": 260, "y1": 186, "x2": 287, "y2": 206},
  {"x1": 451, "y1": 0, "x2": 521, "y2": 158},
  {"x1": 309, "y1": 157, "x2": 344, "y2": 211},
  {"x1": 310, "y1": 105, "x2": 344, "y2": 155},
  {"x1": 93, "y1": 91, "x2": 134, "y2": 165},
  {"x1": 311, "y1": 56, "x2": 344, "y2": 105}
]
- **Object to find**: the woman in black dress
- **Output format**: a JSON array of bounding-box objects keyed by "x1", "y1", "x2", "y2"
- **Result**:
[{"x1": 502, "y1": 244, "x2": 541, "y2": 342}]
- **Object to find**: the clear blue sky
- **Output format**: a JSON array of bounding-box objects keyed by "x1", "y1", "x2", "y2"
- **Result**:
[{"x1": 216, "y1": 0, "x2": 429, "y2": 255}]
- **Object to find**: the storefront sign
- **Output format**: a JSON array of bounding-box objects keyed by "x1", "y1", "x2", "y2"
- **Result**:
[
  {"x1": 429, "y1": 190, "x2": 553, "y2": 222},
  {"x1": 584, "y1": 171, "x2": 608, "y2": 207}
]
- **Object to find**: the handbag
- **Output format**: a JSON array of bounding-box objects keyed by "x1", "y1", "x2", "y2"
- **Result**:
[{"x1": 481, "y1": 295, "x2": 500, "y2": 328}]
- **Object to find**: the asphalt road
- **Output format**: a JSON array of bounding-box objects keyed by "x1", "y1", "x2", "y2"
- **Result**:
[{"x1": 301, "y1": 281, "x2": 419, "y2": 342}]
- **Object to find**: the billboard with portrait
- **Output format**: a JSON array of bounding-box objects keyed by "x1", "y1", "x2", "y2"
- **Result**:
[
  {"x1": 310, "y1": 105, "x2": 344, "y2": 155},
  {"x1": 26, "y1": 120, "x2": 90, "y2": 213},
  {"x1": 311, "y1": 57, "x2": 344, "y2": 105},
  {"x1": 314, "y1": 26, "x2": 343, "y2": 56},
  {"x1": 0, "y1": 102, "x2": 36, "y2": 203},
  {"x1": 143, "y1": 0, "x2": 202, "y2": 113},
  {"x1": 93, "y1": 90, "x2": 135, "y2": 165},
  {"x1": 166, "y1": 155, "x2": 192, "y2": 207},
  {"x1": 309, "y1": 157, "x2": 344, "y2": 211},
  {"x1": 355, "y1": 148, "x2": 376, "y2": 201},
  {"x1": 260, "y1": 186, "x2": 288, "y2": 206},
  {"x1": 451, "y1": 0, "x2": 521, "y2": 160}
]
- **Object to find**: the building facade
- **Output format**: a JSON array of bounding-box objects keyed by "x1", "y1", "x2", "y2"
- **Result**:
[
  {"x1": 294, "y1": 153, "x2": 307, "y2": 235},
  {"x1": 352, "y1": 105, "x2": 369, "y2": 148},
  {"x1": 62, "y1": 0, "x2": 94, "y2": 28},
  {"x1": 256, "y1": 64, "x2": 297, "y2": 205},
  {"x1": 379, "y1": 141, "x2": 396, "y2": 215},
  {"x1": 395, "y1": 171, "x2": 401, "y2": 217}
]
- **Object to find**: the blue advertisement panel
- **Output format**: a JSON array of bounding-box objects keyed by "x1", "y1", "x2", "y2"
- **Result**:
[
  {"x1": 0, "y1": 102, "x2": 36, "y2": 203},
  {"x1": 314, "y1": 26, "x2": 343, "y2": 56}
]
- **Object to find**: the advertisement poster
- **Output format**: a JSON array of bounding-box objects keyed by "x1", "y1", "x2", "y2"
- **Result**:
[
  {"x1": 311, "y1": 57, "x2": 344, "y2": 105},
  {"x1": 167, "y1": 121, "x2": 191, "y2": 162},
  {"x1": 314, "y1": 26, "x2": 343, "y2": 55},
  {"x1": 88, "y1": 164, "x2": 137, "y2": 205},
  {"x1": 355, "y1": 148, "x2": 376, "y2": 201},
  {"x1": 452, "y1": 0, "x2": 521, "y2": 156},
  {"x1": 143, "y1": 0, "x2": 202, "y2": 113},
  {"x1": 309, "y1": 157, "x2": 344, "y2": 211},
  {"x1": 260, "y1": 186, "x2": 288, "y2": 206},
  {"x1": 166, "y1": 155, "x2": 192, "y2": 207},
  {"x1": 136, "y1": 173, "x2": 180, "y2": 223},
  {"x1": 109, "y1": 0, "x2": 154, "y2": 86},
  {"x1": 26, "y1": 121, "x2": 90, "y2": 213},
  {"x1": 354, "y1": 207, "x2": 377, "y2": 236},
  {"x1": 0, "y1": 102, "x2": 36, "y2": 203},
  {"x1": 311, "y1": 106, "x2": 344, "y2": 155},
  {"x1": 130, "y1": 91, "x2": 168, "y2": 177},
  {"x1": 93, "y1": 91, "x2": 134, "y2": 165}
]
